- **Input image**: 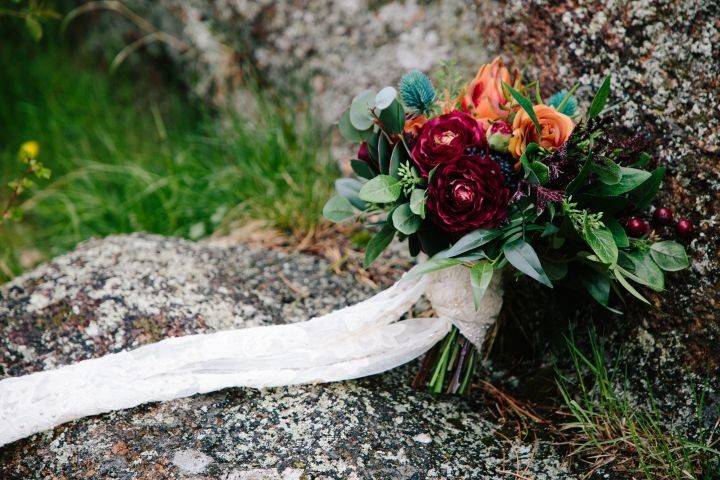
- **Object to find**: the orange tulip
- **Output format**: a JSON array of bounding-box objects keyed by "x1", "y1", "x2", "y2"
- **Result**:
[{"x1": 461, "y1": 57, "x2": 520, "y2": 124}]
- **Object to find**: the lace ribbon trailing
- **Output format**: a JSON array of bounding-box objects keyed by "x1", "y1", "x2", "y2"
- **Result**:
[{"x1": 0, "y1": 265, "x2": 503, "y2": 447}]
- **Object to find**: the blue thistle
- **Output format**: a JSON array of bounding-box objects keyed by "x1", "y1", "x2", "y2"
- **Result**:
[
  {"x1": 547, "y1": 90, "x2": 578, "y2": 117},
  {"x1": 399, "y1": 70, "x2": 436, "y2": 115}
]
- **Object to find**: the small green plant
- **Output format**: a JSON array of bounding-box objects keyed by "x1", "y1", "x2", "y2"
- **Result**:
[
  {"x1": 0, "y1": 0, "x2": 59, "y2": 41},
  {"x1": 556, "y1": 332, "x2": 719, "y2": 479},
  {"x1": 2, "y1": 141, "x2": 51, "y2": 224}
]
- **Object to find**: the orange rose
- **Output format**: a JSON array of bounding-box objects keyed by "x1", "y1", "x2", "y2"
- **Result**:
[
  {"x1": 508, "y1": 105, "x2": 574, "y2": 159},
  {"x1": 404, "y1": 115, "x2": 428, "y2": 136},
  {"x1": 461, "y1": 57, "x2": 520, "y2": 124}
]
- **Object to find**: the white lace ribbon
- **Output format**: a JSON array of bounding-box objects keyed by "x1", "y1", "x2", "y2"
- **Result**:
[{"x1": 0, "y1": 265, "x2": 503, "y2": 447}]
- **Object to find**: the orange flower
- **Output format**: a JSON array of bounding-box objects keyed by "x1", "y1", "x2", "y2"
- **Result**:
[
  {"x1": 461, "y1": 57, "x2": 520, "y2": 124},
  {"x1": 404, "y1": 115, "x2": 428, "y2": 136},
  {"x1": 508, "y1": 105, "x2": 575, "y2": 159}
]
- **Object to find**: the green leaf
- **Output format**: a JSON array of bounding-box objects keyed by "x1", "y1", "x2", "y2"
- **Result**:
[
  {"x1": 470, "y1": 262, "x2": 494, "y2": 310},
  {"x1": 375, "y1": 87, "x2": 397, "y2": 110},
  {"x1": 650, "y1": 241, "x2": 689, "y2": 272},
  {"x1": 339, "y1": 110, "x2": 366, "y2": 142},
  {"x1": 409, "y1": 188, "x2": 426, "y2": 218},
  {"x1": 606, "y1": 217, "x2": 629, "y2": 248},
  {"x1": 389, "y1": 143, "x2": 405, "y2": 178},
  {"x1": 584, "y1": 224, "x2": 618, "y2": 265},
  {"x1": 25, "y1": 17, "x2": 43, "y2": 42},
  {"x1": 358, "y1": 175, "x2": 401, "y2": 203},
  {"x1": 592, "y1": 159, "x2": 622, "y2": 185},
  {"x1": 530, "y1": 161, "x2": 550, "y2": 185},
  {"x1": 392, "y1": 203, "x2": 421, "y2": 235},
  {"x1": 566, "y1": 157, "x2": 594, "y2": 194},
  {"x1": 502, "y1": 239, "x2": 553, "y2": 287},
  {"x1": 335, "y1": 178, "x2": 367, "y2": 210},
  {"x1": 351, "y1": 159, "x2": 376, "y2": 180},
  {"x1": 505, "y1": 83, "x2": 541, "y2": 133},
  {"x1": 406, "y1": 258, "x2": 461, "y2": 278},
  {"x1": 587, "y1": 75, "x2": 611, "y2": 119},
  {"x1": 366, "y1": 131, "x2": 380, "y2": 164},
  {"x1": 378, "y1": 134, "x2": 391, "y2": 174},
  {"x1": 541, "y1": 258, "x2": 568, "y2": 281},
  {"x1": 613, "y1": 267, "x2": 650, "y2": 304},
  {"x1": 630, "y1": 167, "x2": 665, "y2": 211},
  {"x1": 378, "y1": 99, "x2": 405, "y2": 134},
  {"x1": 364, "y1": 223, "x2": 396, "y2": 268},
  {"x1": 436, "y1": 229, "x2": 502, "y2": 259},
  {"x1": 631, "y1": 152, "x2": 652, "y2": 169},
  {"x1": 322, "y1": 195, "x2": 355, "y2": 222},
  {"x1": 581, "y1": 269, "x2": 611, "y2": 306},
  {"x1": 350, "y1": 90, "x2": 375, "y2": 130},
  {"x1": 591, "y1": 167, "x2": 651, "y2": 196},
  {"x1": 620, "y1": 251, "x2": 664, "y2": 292}
]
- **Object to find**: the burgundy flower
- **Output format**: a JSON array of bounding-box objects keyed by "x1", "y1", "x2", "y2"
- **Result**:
[
  {"x1": 426, "y1": 155, "x2": 510, "y2": 235},
  {"x1": 411, "y1": 111, "x2": 487, "y2": 176},
  {"x1": 357, "y1": 142, "x2": 370, "y2": 163}
]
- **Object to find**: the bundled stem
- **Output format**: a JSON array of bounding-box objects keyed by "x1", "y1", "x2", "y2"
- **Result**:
[{"x1": 413, "y1": 327, "x2": 479, "y2": 395}]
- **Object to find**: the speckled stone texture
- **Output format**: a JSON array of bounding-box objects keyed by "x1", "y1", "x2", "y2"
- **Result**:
[
  {"x1": 0, "y1": 234, "x2": 573, "y2": 479},
  {"x1": 487, "y1": 0, "x2": 720, "y2": 412}
]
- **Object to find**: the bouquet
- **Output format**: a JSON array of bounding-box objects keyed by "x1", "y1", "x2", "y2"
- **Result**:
[{"x1": 323, "y1": 57, "x2": 692, "y2": 394}]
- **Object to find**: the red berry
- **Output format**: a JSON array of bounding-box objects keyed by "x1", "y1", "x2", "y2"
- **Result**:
[
  {"x1": 676, "y1": 218, "x2": 694, "y2": 238},
  {"x1": 626, "y1": 217, "x2": 649, "y2": 237},
  {"x1": 653, "y1": 207, "x2": 673, "y2": 226}
]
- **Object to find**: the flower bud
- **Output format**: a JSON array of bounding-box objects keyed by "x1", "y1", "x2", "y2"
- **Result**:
[{"x1": 486, "y1": 120, "x2": 512, "y2": 153}]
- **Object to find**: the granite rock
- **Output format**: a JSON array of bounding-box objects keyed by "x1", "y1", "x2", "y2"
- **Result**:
[{"x1": 0, "y1": 234, "x2": 574, "y2": 479}]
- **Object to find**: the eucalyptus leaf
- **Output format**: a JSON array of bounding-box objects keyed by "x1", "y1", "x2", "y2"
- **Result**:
[
  {"x1": 470, "y1": 262, "x2": 494, "y2": 310},
  {"x1": 335, "y1": 178, "x2": 367, "y2": 210},
  {"x1": 392, "y1": 203, "x2": 421, "y2": 235},
  {"x1": 378, "y1": 99, "x2": 405, "y2": 134},
  {"x1": 322, "y1": 195, "x2": 355, "y2": 222},
  {"x1": 349, "y1": 90, "x2": 375, "y2": 131},
  {"x1": 588, "y1": 75, "x2": 611, "y2": 119},
  {"x1": 502, "y1": 239, "x2": 553, "y2": 287},
  {"x1": 339, "y1": 110, "x2": 366, "y2": 142},
  {"x1": 436, "y1": 229, "x2": 502, "y2": 259},
  {"x1": 406, "y1": 258, "x2": 461, "y2": 278},
  {"x1": 358, "y1": 175, "x2": 401, "y2": 203},
  {"x1": 364, "y1": 223, "x2": 396, "y2": 268},
  {"x1": 375, "y1": 87, "x2": 398, "y2": 110},
  {"x1": 650, "y1": 241, "x2": 689, "y2": 271},
  {"x1": 584, "y1": 224, "x2": 618, "y2": 265},
  {"x1": 410, "y1": 188, "x2": 426, "y2": 218}
]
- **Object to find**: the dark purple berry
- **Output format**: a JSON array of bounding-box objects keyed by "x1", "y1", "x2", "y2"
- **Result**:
[
  {"x1": 676, "y1": 218, "x2": 694, "y2": 238},
  {"x1": 626, "y1": 217, "x2": 649, "y2": 237},
  {"x1": 653, "y1": 207, "x2": 673, "y2": 226}
]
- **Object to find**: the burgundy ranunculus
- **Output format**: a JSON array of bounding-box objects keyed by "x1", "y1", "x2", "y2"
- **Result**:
[
  {"x1": 426, "y1": 155, "x2": 510, "y2": 235},
  {"x1": 411, "y1": 111, "x2": 487, "y2": 176}
]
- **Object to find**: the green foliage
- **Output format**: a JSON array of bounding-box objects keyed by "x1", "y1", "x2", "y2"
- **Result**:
[
  {"x1": 557, "y1": 332, "x2": 719, "y2": 479},
  {"x1": 504, "y1": 82, "x2": 541, "y2": 133},
  {"x1": 0, "y1": 43, "x2": 335, "y2": 280},
  {"x1": 587, "y1": 75, "x2": 611, "y2": 119}
]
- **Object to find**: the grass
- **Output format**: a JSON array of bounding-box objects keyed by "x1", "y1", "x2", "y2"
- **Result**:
[
  {"x1": 556, "y1": 332, "x2": 720, "y2": 479},
  {"x1": 0, "y1": 36, "x2": 336, "y2": 281}
]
